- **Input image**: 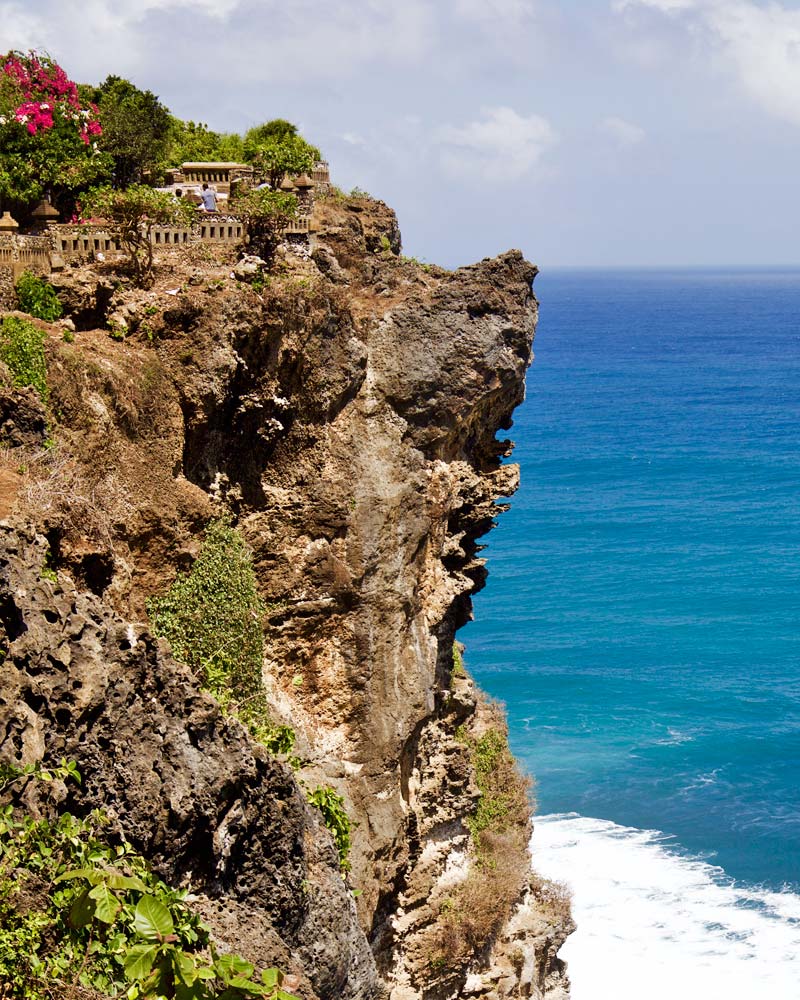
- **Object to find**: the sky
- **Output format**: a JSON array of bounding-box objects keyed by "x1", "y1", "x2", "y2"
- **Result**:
[{"x1": 3, "y1": 0, "x2": 800, "y2": 268}]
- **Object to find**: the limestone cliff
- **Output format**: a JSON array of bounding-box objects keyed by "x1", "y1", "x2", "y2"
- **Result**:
[{"x1": 0, "y1": 193, "x2": 572, "y2": 998}]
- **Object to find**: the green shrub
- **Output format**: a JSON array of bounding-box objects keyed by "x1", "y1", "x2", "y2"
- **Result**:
[
  {"x1": 147, "y1": 518, "x2": 294, "y2": 758},
  {"x1": 452, "y1": 642, "x2": 465, "y2": 678},
  {"x1": 427, "y1": 718, "x2": 534, "y2": 973},
  {"x1": 0, "y1": 761, "x2": 297, "y2": 999},
  {"x1": 0, "y1": 315, "x2": 48, "y2": 402},
  {"x1": 307, "y1": 786, "x2": 351, "y2": 872},
  {"x1": 467, "y1": 728, "x2": 530, "y2": 840},
  {"x1": 15, "y1": 271, "x2": 63, "y2": 322}
]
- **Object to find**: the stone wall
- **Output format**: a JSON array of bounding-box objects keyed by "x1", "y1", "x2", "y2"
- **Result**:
[
  {"x1": 0, "y1": 207, "x2": 312, "y2": 304},
  {"x1": 0, "y1": 233, "x2": 52, "y2": 309}
]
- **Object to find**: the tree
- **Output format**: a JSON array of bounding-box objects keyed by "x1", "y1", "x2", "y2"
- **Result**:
[
  {"x1": 232, "y1": 187, "x2": 298, "y2": 262},
  {"x1": 82, "y1": 184, "x2": 196, "y2": 287},
  {"x1": 89, "y1": 75, "x2": 172, "y2": 187},
  {"x1": 242, "y1": 121, "x2": 320, "y2": 189},
  {"x1": 0, "y1": 50, "x2": 111, "y2": 215},
  {"x1": 243, "y1": 119, "x2": 299, "y2": 145},
  {"x1": 166, "y1": 117, "x2": 244, "y2": 166}
]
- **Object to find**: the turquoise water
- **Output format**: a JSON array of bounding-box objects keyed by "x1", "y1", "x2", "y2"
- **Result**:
[{"x1": 463, "y1": 270, "x2": 800, "y2": 995}]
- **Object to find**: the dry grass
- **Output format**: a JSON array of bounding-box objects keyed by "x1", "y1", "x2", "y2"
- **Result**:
[
  {"x1": 529, "y1": 873, "x2": 573, "y2": 923},
  {"x1": 431, "y1": 835, "x2": 528, "y2": 968},
  {"x1": 11, "y1": 443, "x2": 132, "y2": 552},
  {"x1": 425, "y1": 702, "x2": 534, "y2": 973}
]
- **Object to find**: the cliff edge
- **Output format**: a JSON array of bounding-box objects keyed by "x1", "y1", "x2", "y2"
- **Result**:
[{"x1": 0, "y1": 192, "x2": 572, "y2": 998}]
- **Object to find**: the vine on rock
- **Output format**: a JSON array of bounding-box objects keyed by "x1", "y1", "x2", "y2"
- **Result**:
[{"x1": 147, "y1": 517, "x2": 296, "y2": 760}]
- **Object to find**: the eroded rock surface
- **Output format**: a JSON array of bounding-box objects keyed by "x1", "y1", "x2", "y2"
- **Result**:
[
  {"x1": 0, "y1": 526, "x2": 377, "y2": 1000},
  {"x1": 0, "y1": 193, "x2": 572, "y2": 998}
]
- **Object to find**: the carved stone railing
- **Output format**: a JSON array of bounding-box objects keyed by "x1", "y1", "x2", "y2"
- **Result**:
[
  {"x1": 51, "y1": 227, "x2": 119, "y2": 257},
  {"x1": 0, "y1": 233, "x2": 52, "y2": 275},
  {"x1": 0, "y1": 208, "x2": 313, "y2": 282}
]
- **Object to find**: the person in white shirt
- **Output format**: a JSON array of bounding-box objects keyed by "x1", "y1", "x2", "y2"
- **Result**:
[{"x1": 200, "y1": 183, "x2": 218, "y2": 212}]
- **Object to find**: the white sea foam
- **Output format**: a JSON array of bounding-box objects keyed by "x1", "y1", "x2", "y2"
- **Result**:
[{"x1": 531, "y1": 813, "x2": 800, "y2": 1000}]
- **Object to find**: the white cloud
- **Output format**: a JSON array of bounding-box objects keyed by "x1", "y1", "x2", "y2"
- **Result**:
[
  {"x1": 614, "y1": 0, "x2": 696, "y2": 10},
  {"x1": 0, "y1": 0, "x2": 437, "y2": 84},
  {"x1": 437, "y1": 105, "x2": 557, "y2": 181},
  {"x1": 616, "y1": 0, "x2": 800, "y2": 126},
  {"x1": 453, "y1": 0, "x2": 537, "y2": 23},
  {"x1": 599, "y1": 115, "x2": 646, "y2": 146},
  {"x1": 340, "y1": 131, "x2": 368, "y2": 147}
]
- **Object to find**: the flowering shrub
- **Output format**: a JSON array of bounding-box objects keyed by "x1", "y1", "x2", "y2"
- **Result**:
[{"x1": 0, "y1": 50, "x2": 110, "y2": 209}]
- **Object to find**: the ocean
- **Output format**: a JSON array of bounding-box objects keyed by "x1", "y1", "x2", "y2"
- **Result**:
[{"x1": 463, "y1": 269, "x2": 800, "y2": 998}]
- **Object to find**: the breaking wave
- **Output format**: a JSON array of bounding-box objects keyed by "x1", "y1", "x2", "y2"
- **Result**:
[{"x1": 531, "y1": 813, "x2": 800, "y2": 1000}]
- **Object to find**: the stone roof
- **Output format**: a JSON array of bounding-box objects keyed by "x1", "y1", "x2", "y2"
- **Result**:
[{"x1": 180, "y1": 162, "x2": 252, "y2": 170}]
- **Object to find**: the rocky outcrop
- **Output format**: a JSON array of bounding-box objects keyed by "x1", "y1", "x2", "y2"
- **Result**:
[
  {"x1": 0, "y1": 193, "x2": 572, "y2": 998},
  {"x1": 0, "y1": 526, "x2": 377, "y2": 1000}
]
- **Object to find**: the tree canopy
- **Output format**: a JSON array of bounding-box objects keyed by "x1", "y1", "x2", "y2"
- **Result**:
[
  {"x1": 0, "y1": 50, "x2": 110, "y2": 215},
  {"x1": 166, "y1": 118, "x2": 244, "y2": 166},
  {"x1": 244, "y1": 136, "x2": 319, "y2": 189},
  {"x1": 88, "y1": 75, "x2": 172, "y2": 187}
]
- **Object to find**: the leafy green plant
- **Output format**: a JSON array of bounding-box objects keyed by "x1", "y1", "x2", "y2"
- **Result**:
[
  {"x1": 0, "y1": 761, "x2": 298, "y2": 999},
  {"x1": 15, "y1": 271, "x2": 63, "y2": 322},
  {"x1": 231, "y1": 187, "x2": 298, "y2": 263},
  {"x1": 242, "y1": 122, "x2": 320, "y2": 189},
  {"x1": 467, "y1": 729, "x2": 528, "y2": 839},
  {"x1": 147, "y1": 518, "x2": 295, "y2": 760},
  {"x1": 452, "y1": 642, "x2": 465, "y2": 679},
  {"x1": 88, "y1": 74, "x2": 173, "y2": 187},
  {"x1": 82, "y1": 184, "x2": 196, "y2": 287},
  {"x1": 0, "y1": 315, "x2": 48, "y2": 402},
  {"x1": 0, "y1": 50, "x2": 111, "y2": 211},
  {"x1": 307, "y1": 786, "x2": 351, "y2": 872}
]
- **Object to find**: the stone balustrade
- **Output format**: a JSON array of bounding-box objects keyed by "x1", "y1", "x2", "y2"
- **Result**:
[
  {"x1": 0, "y1": 232, "x2": 52, "y2": 307},
  {"x1": 0, "y1": 201, "x2": 316, "y2": 301},
  {"x1": 312, "y1": 161, "x2": 331, "y2": 185},
  {"x1": 51, "y1": 227, "x2": 120, "y2": 258},
  {"x1": 0, "y1": 233, "x2": 51, "y2": 273}
]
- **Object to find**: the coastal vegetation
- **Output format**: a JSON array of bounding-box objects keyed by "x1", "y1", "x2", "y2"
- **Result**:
[
  {"x1": 0, "y1": 314, "x2": 49, "y2": 402},
  {"x1": 0, "y1": 51, "x2": 107, "y2": 216},
  {"x1": 232, "y1": 187, "x2": 298, "y2": 263},
  {"x1": 307, "y1": 786, "x2": 353, "y2": 872},
  {"x1": 81, "y1": 184, "x2": 196, "y2": 286},
  {"x1": 427, "y1": 705, "x2": 535, "y2": 973},
  {"x1": 15, "y1": 270, "x2": 63, "y2": 321},
  {"x1": 0, "y1": 761, "x2": 298, "y2": 999},
  {"x1": 146, "y1": 519, "x2": 359, "y2": 862},
  {"x1": 146, "y1": 518, "x2": 296, "y2": 759}
]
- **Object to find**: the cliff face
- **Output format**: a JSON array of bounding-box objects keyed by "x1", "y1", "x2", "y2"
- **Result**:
[{"x1": 0, "y1": 195, "x2": 572, "y2": 998}]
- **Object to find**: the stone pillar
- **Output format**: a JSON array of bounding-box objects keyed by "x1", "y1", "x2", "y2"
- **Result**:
[{"x1": 0, "y1": 211, "x2": 19, "y2": 234}]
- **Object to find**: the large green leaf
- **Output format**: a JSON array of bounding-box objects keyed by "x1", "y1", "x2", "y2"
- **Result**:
[
  {"x1": 226, "y1": 975, "x2": 267, "y2": 994},
  {"x1": 68, "y1": 889, "x2": 95, "y2": 929},
  {"x1": 104, "y1": 870, "x2": 149, "y2": 892},
  {"x1": 173, "y1": 949, "x2": 197, "y2": 985},
  {"x1": 134, "y1": 894, "x2": 175, "y2": 941},
  {"x1": 55, "y1": 866, "x2": 103, "y2": 885},
  {"x1": 215, "y1": 953, "x2": 255, "y2": 982},
  {"x1": 123, "y1": 943, "x2": 159, "y2": 980},
  {"x1": 88, "y1": 882, "x2": 121, "y2": 923}
]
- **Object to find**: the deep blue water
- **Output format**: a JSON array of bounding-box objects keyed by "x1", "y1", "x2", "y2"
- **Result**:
[{"x1": 463, "y1": 269, "x2": 800, "y2": 893}]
